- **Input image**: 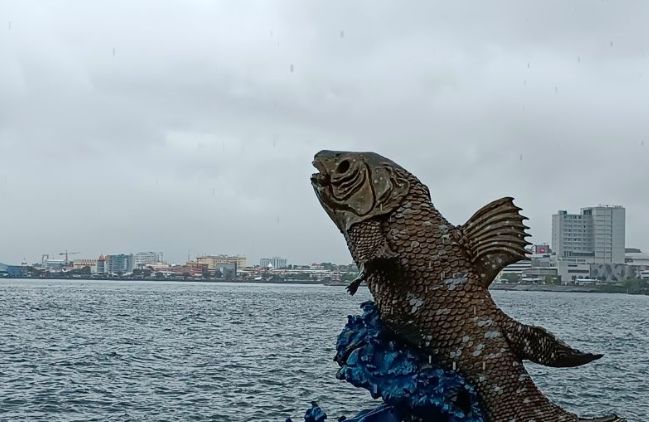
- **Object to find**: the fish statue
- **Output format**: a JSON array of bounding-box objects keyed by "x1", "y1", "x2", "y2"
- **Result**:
[{"x1": 311, "y1": 150, "x2": 623, "y2": 422}]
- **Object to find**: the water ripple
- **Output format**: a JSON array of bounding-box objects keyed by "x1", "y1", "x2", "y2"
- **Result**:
[{"x1": 1, "y1": 280, "x2": 647, "y2": 421}]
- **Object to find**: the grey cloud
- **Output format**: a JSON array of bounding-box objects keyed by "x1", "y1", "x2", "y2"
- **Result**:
[{"x1": 1, "y1": 0, "x2": 648, "y2": 265}]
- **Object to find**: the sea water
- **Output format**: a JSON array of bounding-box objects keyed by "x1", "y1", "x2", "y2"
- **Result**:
[{"x1": 1, "y1": 280, "x2": 647, "y2": 421}]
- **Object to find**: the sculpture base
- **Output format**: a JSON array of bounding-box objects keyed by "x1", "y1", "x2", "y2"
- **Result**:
[{"x1": 287, "y1": 302, "x2": 484, "y2": 422}]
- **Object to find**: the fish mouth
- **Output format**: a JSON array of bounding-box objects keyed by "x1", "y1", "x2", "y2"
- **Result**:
[{"x1": 311, "y1": 160, "x2": 330, "y2": 187}]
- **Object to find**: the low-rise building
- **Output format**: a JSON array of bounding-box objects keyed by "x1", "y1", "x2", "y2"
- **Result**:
[
  {"x1": 625, "y1": 249, "x2": 649, "y2": 268},
  {"x1": 196, "y1": 255, "x2": 246, "y2": 273},
  {"x1": 40, "y1": 257, "x2": 66, "y2": 271},
  {"x1": 589, "y1": 263, "x2": 635, "y2": 283},
  {"x1": 72, "y1": 259, "x2": 98, "y2": 273},
  {"x1": 260, "y1": 256, "x2": 288, "y2": 269},
  {"x1": 499, "y1": 260, "x2": 531, "y2": 282},
  {"x1": 0, "y1": 263, "x2": 28, "y2": 278},
  {"x1": 556, "y1": 261, "x2": 591, "y2": 284}
]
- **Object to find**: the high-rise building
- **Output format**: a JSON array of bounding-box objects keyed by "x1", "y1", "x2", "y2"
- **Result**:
[
  {"x1": 552, "y1": 205, "x2": 625, "y2": 264},
  {"x1": 260, "y1": 256, "x2": 288, "y2": 269}
]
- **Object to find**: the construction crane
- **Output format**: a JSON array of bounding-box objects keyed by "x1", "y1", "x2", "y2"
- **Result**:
[{"x1": 59, "y1": 250, "x2": 80, "y2": 264}]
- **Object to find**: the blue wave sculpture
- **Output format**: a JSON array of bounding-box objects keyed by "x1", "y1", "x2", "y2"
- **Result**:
[{"x1": 287, "y1": 302, "x2": 484, "y2": 422}]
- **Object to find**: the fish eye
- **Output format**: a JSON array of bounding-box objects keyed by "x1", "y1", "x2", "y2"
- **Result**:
[{"x1": 336, "y1": 159, "x2": 351, "y2": 173}]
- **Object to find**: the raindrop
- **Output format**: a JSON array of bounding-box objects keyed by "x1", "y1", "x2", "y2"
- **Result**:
[
  {"x1": 641, "y1": 140, "x2": 645, "y2": 147},
  {"x1": 289, "y1": 64, "x2": 294, "y2": 72},
  {"x1": 340, "y1": 30, "x2": 345, "y2": 38},
  {"x1": 112, "y1": 47, "x2": 116, "y2": 56},
  {"x1": 577, "y1": 56, "x2": 581, "y2": 63},
  {"x1": 554, "y1": 85, "x2": 558, "y2": 93},
  {"x1": 519, "y1": 153, "x2": 523, "y2": 161},
  {"x1": 610, "y1": 41, "x2": 614, "y2": 47},
  {"x1": 212, "y1": 188, "x2": 216, "y2": 196},
  {"x1": 526, "y1": 62, "x2": 530, "y2": 69},
  {"x1": 276, "y1": 216, "x2": 280, "y2": 224},
  {"x1": 272, "y1": 137, "x2": 277, "y2": 148},
  {"x1": 8, "y1": 21, "x2": 11, "y2": 30}
]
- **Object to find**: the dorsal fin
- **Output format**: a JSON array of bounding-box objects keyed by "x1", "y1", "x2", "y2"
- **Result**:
[{"x1": 456, "y1": 197, "x2": 531, "y2": 287}]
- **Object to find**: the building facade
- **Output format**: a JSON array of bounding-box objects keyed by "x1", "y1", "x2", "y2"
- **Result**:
[
  {"x1": 105, "y1": 254, "x2": 135, "y2": 275},
  {"x1": 135, "y1": 251, "x2": 163, "y2": 268},
  {"x1": 260, "y1": 256, "x2": 288, "y2": 269},
  {"x1": 196, "y1": 255, "x2": 246, "y2": 271},
  {"x1": 97, "y1": 255, "x2": 106, "y2": 274},
  {"x1": 552, "y1": 206, "x2": 625, "y2": 265},
  {"x1": 72, "y1": 259, "x2": 98, "y2": 274},
  {"x1": 625, "y1": 249, "x2": 649, "y2": 267}
]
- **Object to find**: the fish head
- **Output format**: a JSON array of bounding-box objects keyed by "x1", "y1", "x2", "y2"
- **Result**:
[{"x1": 311, "y1": 150, "x2": 411, "y2": 233}]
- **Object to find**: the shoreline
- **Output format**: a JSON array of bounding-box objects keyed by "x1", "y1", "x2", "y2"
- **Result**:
[
  {"x1": 489, "y1": 283, "x2": 600, "y2": 293},
  {"x1": 1, "y1": 277, "x2": 643, "y2": 294}
]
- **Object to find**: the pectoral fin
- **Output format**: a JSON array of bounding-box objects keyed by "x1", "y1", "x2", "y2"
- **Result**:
[
  {"x1": 348, "y1": 242, "x2": 399, "y2": 296},
  {"x1": 347, "y1": 263, "x2": 365, "y2": 296},
  {"x1": 503, "y1": 318, "x2": 603, "y2": 368}
]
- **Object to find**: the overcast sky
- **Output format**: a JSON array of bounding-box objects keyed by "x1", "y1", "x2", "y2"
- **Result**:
[{"x1": 1, "y1": 1, "x2": 648, "y2": 266}]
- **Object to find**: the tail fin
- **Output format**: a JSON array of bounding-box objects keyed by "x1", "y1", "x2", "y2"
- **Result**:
[
  {"x1": 501, "y1": 315, "x2": 603, "y2": 368},
  {"x1": 579, "y1": 416, "x2": 625, "y2": 422}
]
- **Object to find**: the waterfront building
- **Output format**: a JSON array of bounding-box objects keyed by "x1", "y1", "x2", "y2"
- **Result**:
[
  {"x1": 97, "y1": 255, "x2": 106, "y2": 274},
  {"x1": 552, "y1": 206, "x2": 625, "y2": 265},
  {"x1": 260, "y1": 256, "x2": 288, "y2": 269},
  {"x1": 556, "y1": 261, "x2": 592, "y2": 284},
  {"x1": 520, "y1": 247, "x2": 558, "y2": 283},
  {"x1": 40, "y1": 256, "x2": 66, "y2": 271},
  {"x1": 552, "y1": 205, "x2": 626, "y2": 283},
  {"x1": 218, "y1": 263, "x2": 237, "y2": 280},
  {"x1": 590, "y1": 263, "x2": 636, "y2": 283},
  {"x1": 625, "y1": 248, "x2": 649, "y2": 267},
  {"x1": 105, "y1": 254, "x2": 134, "y2": 275},
  {"x1": 0, "y1": 263, "x2": 28, "y2": 278},
  {"x1": 135, "y1": 251, "x2": 164, "y2": 268},
  {"x1": 196, "y1": 255, "x2": 246, "y2": 272},
  {"x1": 498, "y1": 260, "x2": 532, "y2": 282},
  {"x1": 166, "y1": 261, "x2": 208, "y2": 278},
  {"x1": 72, "y1": 259, "x2": 98, "y2": 274}
]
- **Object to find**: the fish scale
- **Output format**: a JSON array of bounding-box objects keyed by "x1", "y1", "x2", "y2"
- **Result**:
[
  {"x1": 348, "y1": 190, "x2": 567, "y2": 420},
  {"x1": 312, "y1": 150, "x2": 624, "y2": 422}
]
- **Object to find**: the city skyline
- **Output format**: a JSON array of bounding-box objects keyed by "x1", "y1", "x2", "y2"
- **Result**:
[
  {"x1": 1, "y1": 2, "x2": 648, "y2": 266},
  {"x1": 2, "y1": 202, "x2": 646, "y2": 267}
]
